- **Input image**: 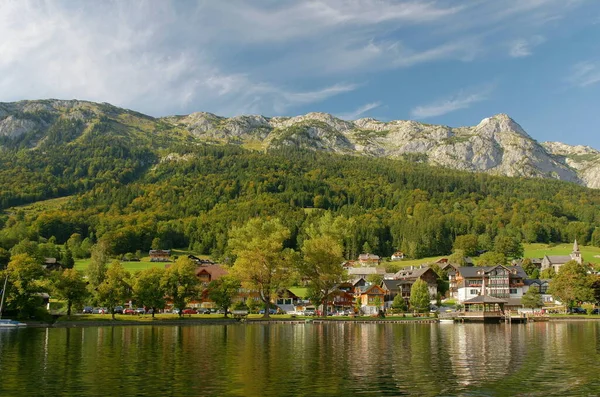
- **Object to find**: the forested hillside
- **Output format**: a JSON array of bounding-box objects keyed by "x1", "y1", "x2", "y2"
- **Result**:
[{"x1": 1, "y1": 100, "x2": 600, "y2": 263}]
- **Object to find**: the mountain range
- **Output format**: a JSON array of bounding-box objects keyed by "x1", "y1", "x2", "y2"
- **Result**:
[{"x1": 1, "y1": 99, "x2": 599, "y2": 188}]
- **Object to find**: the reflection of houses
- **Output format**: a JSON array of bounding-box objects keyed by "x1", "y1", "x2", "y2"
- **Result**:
[
  {"x1": 540, "y1": 240, "x2": 582, "y2": 273},
  {"x1": 149, "y1": 249, "x2": 171, "y2": 262},
  {"x1": 455, "y1": 265, "x2": 527, "y2": 310},
  {"x1": 356, "y1": 285, "x2": 385, "y2": 314},
  {"x1": 391, "y1": 251, "x2": 405, "y2": 261},
  {"x1": 358, "y1": 253, "x2": 381, "y2": 266}
]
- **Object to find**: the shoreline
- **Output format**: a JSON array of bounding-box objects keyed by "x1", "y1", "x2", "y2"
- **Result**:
[{"x1": 19, "y1": 315, "x2": 600, "y2": 328}]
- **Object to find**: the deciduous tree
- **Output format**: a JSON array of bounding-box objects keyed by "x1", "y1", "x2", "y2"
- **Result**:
[
  {"x1": 548, "y1": 260, "x2": 594, "y2": 310},
  {"x1": 453, "y1": 235, "x2": 478, "y2": 257},
  {"x1": 409, "y1": 279, "x2": 430, "y2": 313},
  {"x1": 97, "y1": 260, "x2": 131, "y2": 320},
  {"x1": 521, "y1": 286, "x2": 543, "y2": 309},
  {"x1": 52, "y1": 268, "x2": 88, "y2": 317},
  {"x1": 161, "y1": 257, "x2": 199, "y2": 317},
  {"x1": 229, "y1": 218, "x2": 295, "y2": 318},
  {"x1": 207, "y1": 276, "x2": 241, "y2": 318},
  {"x1": 3, "y1": 253, "x2": 46, "y2": 317},
  {"x1": 133, "y1": 267, "x2": 166, "y2": 318}
]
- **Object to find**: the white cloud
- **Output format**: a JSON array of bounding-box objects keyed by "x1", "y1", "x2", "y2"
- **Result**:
[
  {"x1": 0, "y1": 0, "x2": 594, "y2": 118},
  {"x1": 411, "y1": 85, "x2": 494, "y2": 119},
  {"x1": 509, "y1": 35, "x2": 546, "y2": 57},
  {"x1": 0, "y1": 0, "x2": 357, "y2": 116},
  {"x1": 568, "y1": 61, "x2": 600, "y2": 87},
  {"x1": 337, "y1": 102, "x2": 382, "y2": 120}
]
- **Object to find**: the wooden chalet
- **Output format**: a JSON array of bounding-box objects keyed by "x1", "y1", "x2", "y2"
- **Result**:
[{"x1": 149, "y1": 249, "x2": 171, "y2": 262}]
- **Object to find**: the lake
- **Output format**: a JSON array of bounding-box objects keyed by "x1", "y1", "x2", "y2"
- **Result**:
[{"x1": 1, "y1": 321, "x2": 599, "y2": 396}]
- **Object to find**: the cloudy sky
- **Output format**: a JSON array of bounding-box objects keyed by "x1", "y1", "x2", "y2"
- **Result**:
[{"x1": 1, "y1": 0, "x2": 600, "y2": 147}]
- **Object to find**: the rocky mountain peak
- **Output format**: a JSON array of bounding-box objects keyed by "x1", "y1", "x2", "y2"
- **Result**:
[{"x1": 475, "y1": 113, "x2": 531, "y2": 139}]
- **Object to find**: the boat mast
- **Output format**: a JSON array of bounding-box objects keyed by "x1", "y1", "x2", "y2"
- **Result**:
[{"x1": 0, "y1": 274, "x2": 8, "y2": 320}]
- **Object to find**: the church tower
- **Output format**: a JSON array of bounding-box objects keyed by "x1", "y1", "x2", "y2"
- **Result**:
[{"x1": 570, "y1": 239, "x2": 583, "y2": 264}]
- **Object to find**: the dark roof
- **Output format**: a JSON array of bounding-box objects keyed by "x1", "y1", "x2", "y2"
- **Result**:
[
  {"x1": 463, "y1": 295, "x2": 507, "y2": 304},
  {"x1": 457, "y1": 265, "x2": 526, "y2": 279},
  {"x1": 505, "y1": 298, "x2": 523, "y2": 307},
  {"x1": 382, "y1": 279, "x2": 401, "y2": 293},
  {"x1": 524, "y1": 279, "x2": 550, "y2": 286},
  {"x1": 393, "y1": 266, "x2": 434, "y2": 280},
  {"x1": 544, "y1": 255, "x2": 573, "y2": 264}
]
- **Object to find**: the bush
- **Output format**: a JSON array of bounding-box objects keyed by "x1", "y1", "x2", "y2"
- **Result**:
[{"x1": 582, "y1": 303, "x2": 594, "y2": 315}]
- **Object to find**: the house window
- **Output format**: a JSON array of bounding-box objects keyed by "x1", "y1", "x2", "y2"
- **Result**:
[
  {"x1": 510, "y1": 288, "x2": 517, "y2": 294},
  {"x1": 470, "y1": 289, "x2": 479, "y2": 295}
]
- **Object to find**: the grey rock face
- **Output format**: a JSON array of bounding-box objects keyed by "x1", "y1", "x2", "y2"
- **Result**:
[
  {"x1": 1, "y1": 99, "x2": 598, "y2": 188},
  {"x1": 0, "y1": 116, "x2": 38, "y2": 138}
]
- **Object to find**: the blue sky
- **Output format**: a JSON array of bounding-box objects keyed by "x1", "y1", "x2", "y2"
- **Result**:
[{"x1": 1, "y1": 0, "x2": 600, "y2": 148}]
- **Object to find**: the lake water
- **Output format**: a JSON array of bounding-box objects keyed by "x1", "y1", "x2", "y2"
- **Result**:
[{"x1": 1, "y1": 321, "x2": 599, "y2": 396}]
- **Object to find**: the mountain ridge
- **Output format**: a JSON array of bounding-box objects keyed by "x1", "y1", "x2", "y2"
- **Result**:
[{"x1": 1, "y1": 99, "x2": 599, "y2": 188}]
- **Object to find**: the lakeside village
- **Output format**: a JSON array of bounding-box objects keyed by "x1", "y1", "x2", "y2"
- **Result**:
[{"x1": 4, "y1": 236, "x2": 599, "y2": 326}]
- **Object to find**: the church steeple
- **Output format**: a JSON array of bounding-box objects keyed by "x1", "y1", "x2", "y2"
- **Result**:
[{"x1": 571, "y1": 239, "x2": 582, "y2": 264}]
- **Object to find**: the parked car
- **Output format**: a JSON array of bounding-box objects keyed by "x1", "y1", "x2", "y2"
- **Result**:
[
  {"x1": 83, "y1": 306, "x2": 93, "y2": 314},
  {"x1": 201, "y1": 309, "x2": 212, "y2": 314},
  {"x1": 182, "y1": 308, "x2": 198, "y2": 315},
  {"x1": 114, "y1": 306, "x2": 124, "y2": 314},
  {"x1": 92, "y1": 307, "x2": 108, "y2": 314},
  {"x1": 123, "y1": 308, "x2": 136, "y2": 315},
  {"x1": 135, "y1": 308, "x2": 146, "y2": 315},
  {"x1": 568, "y1": 307, "x2": 586, "y2": 314},
  {"x1": 172, "y1": 308, "x2": 181, "y2": 315},
  {"x1": 592, "y1": 308, "x2": 599, "y2": 315},
  {"x1": 258, "y1": 308, "x2": 277, "y2": 315},
  {"x1": 303, "y1": 310, "x2": 316, "y2": 316}
]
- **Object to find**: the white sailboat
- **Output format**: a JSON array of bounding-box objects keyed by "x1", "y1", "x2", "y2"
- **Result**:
[{"x1": 0, "y1": 274, "x2": 26, "y2": 327}]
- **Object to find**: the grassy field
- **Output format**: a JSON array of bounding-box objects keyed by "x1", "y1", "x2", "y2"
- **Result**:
[
  {"x1": 4, "y1": 196, "x2": 73, "y2": 215},
  {"x1": 523, "y1": 243, "x2": 600, "y2": 264},
  {"x1": 74, "y1": 249, "x2": 211, "y2": 272}
]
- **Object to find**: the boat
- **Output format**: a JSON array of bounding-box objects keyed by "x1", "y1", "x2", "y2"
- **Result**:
[
  {"x1": 0, "y1": 274, "x2": 26, "y2": 328},
  {"x1": 0, "y1": 319, "x2": 26, "y2": 327}
]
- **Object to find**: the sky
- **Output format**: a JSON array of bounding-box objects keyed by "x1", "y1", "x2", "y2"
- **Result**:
[{"x1": 1, "y1": 0, "x2": 600, "y2": 148}]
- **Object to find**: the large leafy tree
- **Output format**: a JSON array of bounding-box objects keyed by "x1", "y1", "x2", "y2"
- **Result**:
[
  {"x1": 453, "y1": 235, "x2": 478, "y2": 257},
  {"x1": 493, "y1": 236, "x2": 524, "y2": 259},
  {"x1": 161, "y1": 257, "x2": 199, "y2": 317},
  {"x1": 477, "y1": 252, "x2": 506, "y2": 267},
  {"x1": 207, "y1": 276, "x2": 241, "y2": 318},
  {"x1": 52, "y1": 268, "x2": 89, "y2": 317},
  {"x1": 133, "y1": 267, "x2": 166, "y2": 318},
  {"x1": 87, "y1": 242, "x2": 109, "y2": 296},
  {"x1": 299, "y1": 235, "x2": 345, "y2": 317},
  {"x1": 409, "y1": 279, "x2": 430, "y2": 313},
  {"x1": 3, "y1": 253, "x2": 46, "y2": 317},
  {"x1": 97, "y1": 260, "x2": 131, "y2": 319},
  {"x1": 229, "y1": 218, "x2": 295, "y2": 319},
  {"x1": 548, "y1": 260, "x2": 594, "y2": 310},
  {"x1": 521, "y1": 286, "x2": 543, "y2": 309},
  {"x1": 521, "y1": 258, "x2": 539, "y2": 278}
]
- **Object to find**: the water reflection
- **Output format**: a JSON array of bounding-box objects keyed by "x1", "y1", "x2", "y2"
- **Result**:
[{"x1": 0, "y1": 322, "x2": 599, "y2": 396}]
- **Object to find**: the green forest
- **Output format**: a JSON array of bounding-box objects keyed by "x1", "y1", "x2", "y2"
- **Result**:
[{"x1": 2, "y1": 102, "x2": 600, "y2": 267}]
